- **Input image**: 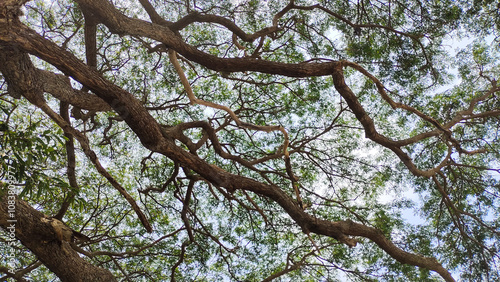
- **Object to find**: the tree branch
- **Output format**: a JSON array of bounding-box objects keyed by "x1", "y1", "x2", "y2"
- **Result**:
[{"x1": 0, "y1": 195, "x2": 116, "y2": 282}]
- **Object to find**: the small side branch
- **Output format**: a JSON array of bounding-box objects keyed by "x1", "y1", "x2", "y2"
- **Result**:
[{"x1": 168, "y1": 49, "x2": 303, "y2": 206}]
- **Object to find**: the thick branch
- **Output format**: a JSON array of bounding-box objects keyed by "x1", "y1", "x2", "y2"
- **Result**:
[
  {"x1": 38, "y1": 70, "x2": 112, "y2": 112},
  {"x1": 73, "y1": 0, "x2": 343, "y2": 77},
  {"x1": 0, "y1": 46, "x2": 152, "y2": 233},
  {"x1": 0, "y1": 195, "x2": 116, "y2": 282}
]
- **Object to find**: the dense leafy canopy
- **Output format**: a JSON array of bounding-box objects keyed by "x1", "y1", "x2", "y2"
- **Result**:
[{"x1": 0, "y1": 0, "x2": 499, "y2": 281}]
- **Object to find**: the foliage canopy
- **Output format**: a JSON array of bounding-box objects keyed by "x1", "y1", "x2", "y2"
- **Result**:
[{"x1": 0, "y1": 0, "x2": 499, "y2": 281}]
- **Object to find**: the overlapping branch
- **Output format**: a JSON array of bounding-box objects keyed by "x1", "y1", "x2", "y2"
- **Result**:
[
  {"x1": 4, "y1": 1, "x2": 495, "y2": 281},
  {"x1": 167, "y1": 49, "x2": 303, "y2": 206},
  {"x1": 0, "y1": 46, "x2": 152, "y2": 233},
  {"x1": 0, "y1": 6, "x2": 455, "y2": 282}
]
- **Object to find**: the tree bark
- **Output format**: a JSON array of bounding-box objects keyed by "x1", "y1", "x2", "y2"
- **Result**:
[{"x1": 0, "y1": 193, "x2": 116, "y2": 282}]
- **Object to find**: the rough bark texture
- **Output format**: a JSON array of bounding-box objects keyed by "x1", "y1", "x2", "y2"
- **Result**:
[{"x1": 0, "y1": 194, "x2": 116, "y2": 282}]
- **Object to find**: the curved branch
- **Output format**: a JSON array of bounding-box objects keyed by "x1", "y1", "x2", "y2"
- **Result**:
[
  {"x1": 342, "y1": 61, "x2": 469, "y2": 154},
  {"x1": 71, "y1": 0, "x2": 343, "y2": 77},
  {"x1": 0, "y1": 5, "x2": 454, "y2": 281},
  {"x1": 0, "y1": 47, "x2": 152, "y2": 233},
  {"x1": 168, "y1": 49, "x2": 303, "y2": 205},
  {"x1": 168, "y1": 0, "x2": 296, "y2": 42},
  {"x1": 38, "y1": 70, "x2": 112, "y2": 112},
  {"x1": 168, "y1": 50, "x2": 289, "y2": 144},
  {"x1": 331, "y1": 65, "x2": 451, "y2": 178}
]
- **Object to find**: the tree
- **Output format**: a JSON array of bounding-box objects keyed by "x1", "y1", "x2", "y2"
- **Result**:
[{"x1": 0, "y1": 0, "x2": 499, "y2": 280}]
